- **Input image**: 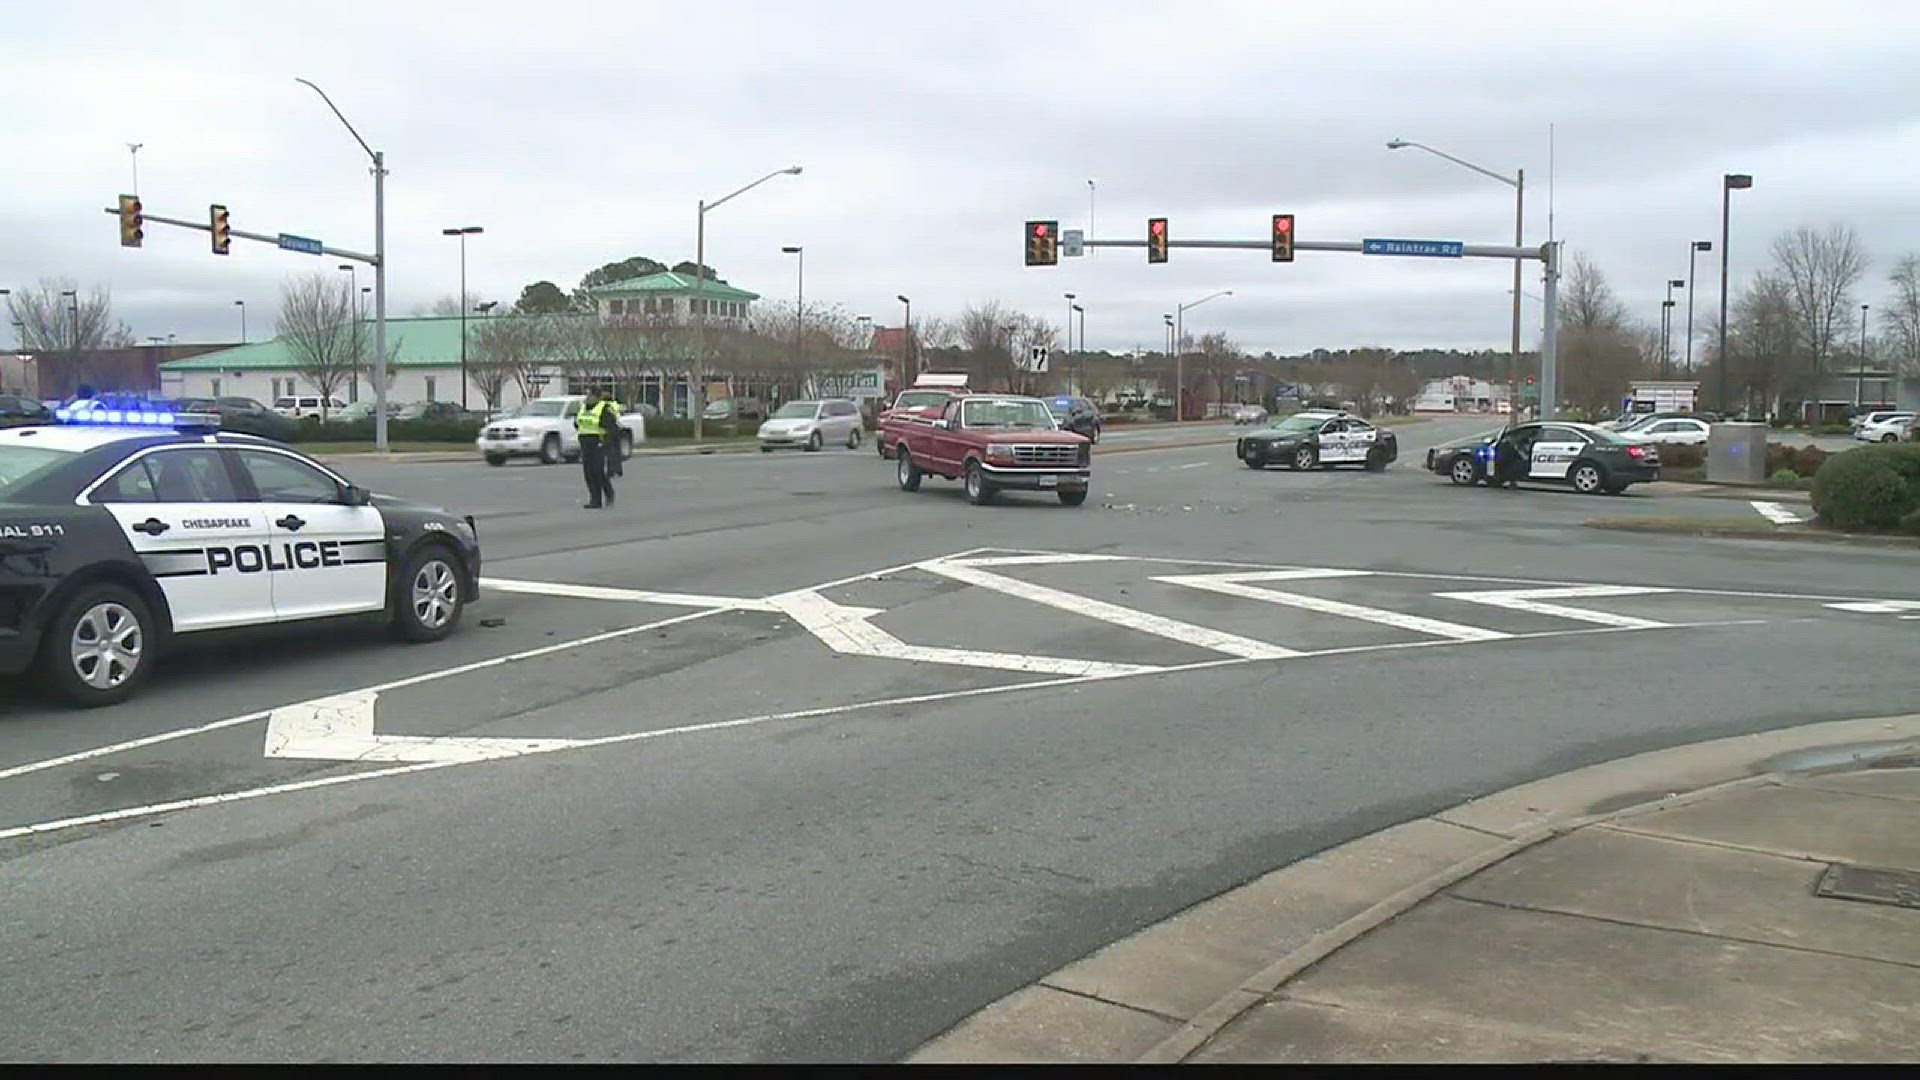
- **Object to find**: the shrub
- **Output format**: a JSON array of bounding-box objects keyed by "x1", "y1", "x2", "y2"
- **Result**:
[
  {"x1": 1769, "y1": 468, "x2": 1801, "y2": 486},
  {"x1": 1902, "y1": 508, "x2": 1920, "y2": 536},
  {"x1": 1810, "y1": 444, "x2": 1920, "y2": 531},
  {"x1": 1765, "y1": 443, "x2": 1831, "y2": 478},
  {"x1": 1661, "y1": 444, "x2": 1706, "y2": 470}
]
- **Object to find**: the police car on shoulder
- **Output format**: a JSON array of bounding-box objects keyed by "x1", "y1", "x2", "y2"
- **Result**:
[
  {"x1": 1235, "y1": 410, "x2": 1398, "y2": 472},
  {"x1": 1436, "y1": 419, "x2": 1660, "y2": 494},
  {"x1": 0, "y1": 398, "x2": 482, "y2": 707}
]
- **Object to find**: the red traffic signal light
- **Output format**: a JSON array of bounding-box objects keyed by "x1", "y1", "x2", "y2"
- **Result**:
[
  {"x1": 1025, "y1": 220, "x2": 1059, "y2": 266},
  {"x1": 1271, "y1": 214, "x2": 1295, "y2": 263},
  {"x1": 118, "y1": 194, "x2": 144, "y2": 248},
  {"x1": 1147, "y1": 217, "x2": 1168, "y2": 263}
]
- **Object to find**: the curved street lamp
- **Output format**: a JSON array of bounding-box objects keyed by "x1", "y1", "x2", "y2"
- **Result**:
[{"x1": 693, "y1": 166, "x2": 802, "y2": 438}]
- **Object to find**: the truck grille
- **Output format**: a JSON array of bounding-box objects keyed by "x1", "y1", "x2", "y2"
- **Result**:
[
  {"x1": 1009, "y1": 444, "x2": 1081, "y2": 466},
  {"x1": 486, "y1": 426, "x2": 518, "y2": 439}
]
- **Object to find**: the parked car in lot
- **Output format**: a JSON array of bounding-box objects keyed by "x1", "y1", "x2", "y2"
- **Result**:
[
  {"x1": 1045, "y1": 395, "x2": 1103, "y2": 443},
  {"x1": 893, "y1": 394, "x2": 1090, "y2": 506},
  {"x1": 1855, "y1": 413, "x2": 1915, "y2": 443},
  {"x1": 1, "y1": 393, "x2": 52, "y2": 425},
  {"x1": 173, "y1": 396, "x2": 299, "y2": 441},
  {"x1": 703, "y1": 396, "x2": 764, "y2": 422},
  {"x1": 1622, "y1": 416, "x2": 1712, "y2": 447},
  {"x1": 273, "y1": 394, "x2": 348, "y2": 421},
  {"x1": 758, "y1": 398, "x2": 863, "y2": 452},
  {"x1": 476, "y1": 395, "x2": 646, "y2": 466}
]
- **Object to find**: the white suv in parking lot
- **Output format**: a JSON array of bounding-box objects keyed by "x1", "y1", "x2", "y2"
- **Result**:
[
  {"x1": 477, "y1": 396, "x2": 647, "y2": 466},
  {"x1": 273, "y1": 395, "x2": 347, "y2": 420}
]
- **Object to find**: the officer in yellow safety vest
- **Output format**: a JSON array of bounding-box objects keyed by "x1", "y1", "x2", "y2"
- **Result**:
[{"x1": 575, "y1": 388, "x2": 621, "y2": 509}]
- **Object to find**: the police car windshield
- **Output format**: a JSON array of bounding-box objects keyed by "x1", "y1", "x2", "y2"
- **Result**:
[{"x1": 0, "y1": 446, "x2": 75, "y2": 498}]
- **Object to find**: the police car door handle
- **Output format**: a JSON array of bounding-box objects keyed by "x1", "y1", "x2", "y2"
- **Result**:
[
  {"x1": 276, "y1": 514, "x2": 306, "y2": 532},
  {"x1": 132, "y1": 517, "x2": 170, "y2": 536}
]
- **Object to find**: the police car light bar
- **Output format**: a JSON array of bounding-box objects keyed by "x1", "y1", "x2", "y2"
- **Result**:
[{"x1": 55, "y1": 397, "x2": 221, "y2": 431}]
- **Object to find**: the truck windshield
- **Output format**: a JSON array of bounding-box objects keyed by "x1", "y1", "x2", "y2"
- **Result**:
[
  {"x1": 962, "y1": 399, "x2": 1054, "y2": 429},
  {"x1": 517, "y1": 400, "x2": 567, "y2": 418}
]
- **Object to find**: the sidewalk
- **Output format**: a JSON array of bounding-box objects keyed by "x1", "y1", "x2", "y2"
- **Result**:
[{"x1": 911, "y1": 716, "x2": 1920, "y2": 1064}]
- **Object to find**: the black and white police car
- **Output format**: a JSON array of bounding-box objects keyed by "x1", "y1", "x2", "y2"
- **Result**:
[
  {"x1": 1235, "y1": 410, "x2": 1398, "y2": 472},
  {"x1": 1432, "y1": 420, "x2": 1661, "y2": 494},
  {"x1": 0, "y1": 399, "x2": 482, "y2": 707}
]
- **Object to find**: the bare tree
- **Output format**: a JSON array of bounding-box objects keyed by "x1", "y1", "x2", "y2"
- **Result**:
[
  {"x1": 468, "y1": 316, "x2": 543, "y2": 410},
  {"x1": 5, "y1": 279, "x2": 136, "y2": 389},
  {"x1": 1726, "y1": 271, "x2": 1803, "y2": 416},
  {"x1": 276, "y1": 275, "x2": 364, "y2": 416},
  {"x1": 1559, "y1": 255, "x2": 1632, "y2": 334},
  {"x1": 1192, "y1": 331, "x2": 1241, "y2": 409},
  {"x1": 1551, "y1": 257, "x2": 1647, "y2": 416},
  {"x1": 1881, "y1": 254, "x2": 1920, "y2": 379},
  {"x1": 1770, "y1": 224, "x2": 1870, "y2": 396},
  {"x1": 415, "y1": 292, "x2": 483, "y2": 318}
]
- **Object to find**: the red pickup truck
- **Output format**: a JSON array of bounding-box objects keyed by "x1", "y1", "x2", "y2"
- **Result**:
[
  {"x1": 877, "y1": 373, "x2": 970, "y2": 459},
  {"x1": 894, "y1": 394, "x2": 1091, "y2": 506}
]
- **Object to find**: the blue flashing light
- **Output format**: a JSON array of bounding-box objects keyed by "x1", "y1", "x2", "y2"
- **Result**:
[{"x1": 56, "y1": 397, "x2": 214, "y2": 431}]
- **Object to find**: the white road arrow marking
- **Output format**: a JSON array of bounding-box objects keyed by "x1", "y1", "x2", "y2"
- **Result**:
[
  {"x1": 1433, "y1": 585, "x2": 1674, "y2": 629},
  {"x1": 923, "y1": 559, "x2": 1300, "y2": 659},
  {"x1": 480, "y1": 577, "x2": 778, "y2": 611},
  {"x1": 1825, "y1": 600, "x2": 1920, "y2": 614},
  {"x1": 769, "y1": 590, "x2": 1157, "y2": 677},
  {"x1": 263, "y1": 690, "x2": 584, "y2": 763},
  {"x1": 1750, "y1": 500, "x2": 1808, "y2": 525},
  {"x1": 1155, "y1": 570, "x2": 1511, "y2": 643}
]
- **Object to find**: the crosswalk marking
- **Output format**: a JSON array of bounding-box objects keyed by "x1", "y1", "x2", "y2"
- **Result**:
[
  {"x1": 1825, "y1": 600, "x2": 1920, "y2": 614},
  {"x1": 1155, "y1": 570, "x2": 1512, "y2": 643},
  {"x1": 921, "y1": 559, "x2": 1301, "y2": 659},
  {"x1": 1433, "y1": 585, "x2": 1674, "y2": 630}
]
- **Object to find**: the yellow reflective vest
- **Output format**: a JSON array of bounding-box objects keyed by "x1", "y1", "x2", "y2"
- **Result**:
[{"x1": 575, "y1": 400, "x2": 617, "y2": 437}]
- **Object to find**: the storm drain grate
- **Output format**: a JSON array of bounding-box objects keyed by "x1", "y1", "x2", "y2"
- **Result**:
[{"x1": 1814, "y1": 864, "x2": 1920, "y2": 910}]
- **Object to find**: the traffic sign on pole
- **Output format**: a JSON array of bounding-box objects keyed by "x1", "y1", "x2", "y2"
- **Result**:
[
  {"x1": 277, "y1": 233, "x2": 325, "y2": 256},
  {"x1": 1062, "y1": 229, "x2": 1085, "y2": 257},
  {"x1": 1362, "y1": 238, "x2": 1465, "y2": 258}
]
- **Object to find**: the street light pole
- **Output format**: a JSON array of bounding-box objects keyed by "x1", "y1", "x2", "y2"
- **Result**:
[
  {"x1": 693, "y1": 165, "x2": 803, "y2": 440},
  {"x1": 1717, "y1": 174, "x2": 1753, "y2": 414},
  {"x1": 1661, "y1": 279, "x2": 1683, "y2": 377},
  {"x1": 896, "y1": 295, "x2": 913, "y2": 379},
  {"x1": 1387, "y1": 140, "x2": 1523, "y2": 426},
  {"x1": 1685, "y1": 241, "x2": 1712, "y2": 371},
  {"x1": 1071, "y1": 303, "x2": 1085, "y2": 393},
  {"x1": 442, "y1": 226, "x2": 482, "y2": 409},
  {"x1": 1857, "y1": 303, "x2": 1870, "y2": 406},
  {"x1": 1175, "y1": 290, "x2": 1232, "y2": 423},
  {"x1": 234, "y1": 299, "x2": 246, "y2": 344},
  {"x1": 297, "y1": 77, "x2": 389, "y2": 451}
]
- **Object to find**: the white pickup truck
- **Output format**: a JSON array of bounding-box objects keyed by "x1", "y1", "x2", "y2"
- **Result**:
[{"x1": 476, "y1": 395, "x2": 647, "y2": 466}]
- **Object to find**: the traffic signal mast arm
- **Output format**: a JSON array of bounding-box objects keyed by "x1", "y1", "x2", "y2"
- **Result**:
[
  {"x1": 101, "y1": 205, "x2": 377, "y2": 265},
  {"x1": 1076, "y1": 234, "x2": 1541, "y2": 259}
]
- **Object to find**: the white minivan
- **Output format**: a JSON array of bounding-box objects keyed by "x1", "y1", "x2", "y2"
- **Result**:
[{"x1": 273, "y1": 395, "x2": 348, "y2": 420}]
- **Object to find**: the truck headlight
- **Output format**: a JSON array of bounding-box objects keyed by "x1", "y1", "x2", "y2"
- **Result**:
[{"x1": 985, "y1": 444, "x2": 1015, "y2": 461}]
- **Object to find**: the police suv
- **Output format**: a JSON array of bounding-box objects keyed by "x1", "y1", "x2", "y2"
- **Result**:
[{"x1": 0, "y1": 399, "x2": 482, "y2": 707}]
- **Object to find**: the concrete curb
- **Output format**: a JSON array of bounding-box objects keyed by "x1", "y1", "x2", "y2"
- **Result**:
[{"x1": 907, "y1": 713, "x2": 1920, "y2": 1064}]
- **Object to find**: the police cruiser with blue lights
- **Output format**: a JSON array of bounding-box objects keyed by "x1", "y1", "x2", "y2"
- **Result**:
[{"x1": 0, "y1": 398, "x2": 482, "y2": 707}]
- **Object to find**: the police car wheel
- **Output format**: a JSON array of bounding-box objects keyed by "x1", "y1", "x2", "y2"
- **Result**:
[
  {"x1": 1364, "y1": 447, "x2": 1388, "y2": 472},
  {"x1": 1291, "y1": 446, "x2": 1317, "y2": 471},
  {"x1": 1449, "y1": 458, "x2": 1480, "y2": 486},
  {"x1": 539, "y1": 435, "x2": 562, "y2": 465},
  {"x1": 41, "y1": 583, "x2": 153, "y2": 707},
  {"x1": 393, "y1": 546, "x2": 466, "y2": 643},
  {"x1": 1571, "y1": 462, "x2": 1606, "y2": 494}
]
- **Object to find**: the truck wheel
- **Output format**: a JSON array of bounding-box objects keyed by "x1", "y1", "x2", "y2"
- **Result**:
[
  {"x1": 964, "y1": 461, "x2": 995, "y2": 505},
  {"x1": 896, "y1": 449, "x2": 922, "y2": 491},
  {"x1": 40, "y1": 583, "x2": 155, "y2": 708},
  {"x1": 1058, "y1": 489, "x2": 1088, "y2": 507},
  {"x1": 539, "y1": 434, "x2": 562, "y2": 465},
  {"x1": 484, "y1": 453, "x2": 508, "y2": 467}
]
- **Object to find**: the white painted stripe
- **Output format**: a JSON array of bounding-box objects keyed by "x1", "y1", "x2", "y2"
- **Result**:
[
  {"x1": 1156, "y1": 573, "x2": 1511, "y2": 643},
  {"x1": 263, "y1": 691, "x2": 584, "y2": 763},
  {"x1": 1825, "y1": 600, "x2": 1920, "y2": 614},
  {"x1": 941, "y1": 553, "x2": 1134, "y2": 568},
  {"x1": 1435, "y1": 585, "x2": 1673, "y2": 629},
  {"x1": 922, "y1": 560, "x2": 1299, "y2": 659},
  {"x1": 1750, "y1": 500, "x2": 1807, "y2": 525},
  {"x1": 0, "y1": 617, "x2": 1767, "y2": 844},
  {"x1": 770, "y1": 589, "x2": 1157, "y2": 678},
  {"x1": 481, "y1": 577, "x2": 779, "y2": 611},
  {"x1": 1177, "y1": 461, "x2": 1209, "y2": 470}
]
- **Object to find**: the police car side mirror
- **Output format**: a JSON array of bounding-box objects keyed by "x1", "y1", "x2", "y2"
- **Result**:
[{"x1": 342, "y1": 484, "x2": 372, "y2": 507}]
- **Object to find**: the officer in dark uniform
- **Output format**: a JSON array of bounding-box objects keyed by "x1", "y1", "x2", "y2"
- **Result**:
[{"x1": 576, "y1": 388, "x2": 621, "y2": 509}]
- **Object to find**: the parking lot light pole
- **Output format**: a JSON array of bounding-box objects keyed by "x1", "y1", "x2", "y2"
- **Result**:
[
  {"x1": 897, "y1": 294, "x2": 912, "y2": 377},
  {"x1": 694, "y1": 165, "x2": 802, "y2": 439},
  {"x1": 1685, "y1": 241, "x2": 1711, "y2": 371},
  {"x1": 1071, "y1": 303, "x2": 1085, "y2": 394},
  {"x1": 234, "y1": 299, "x2": 246, "y2": 344},
  {"x1": 442, "y1": 226, "x2": 482, "y2": 409}
]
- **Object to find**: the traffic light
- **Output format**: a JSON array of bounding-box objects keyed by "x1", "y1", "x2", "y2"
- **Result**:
[
  {"x1": 118, "y1": 194, "x2": 144, "y2": 248},
  {"x1": 210, "y1": 204, "x2": 231, "y2": 256},
  {"x1": 1271, "y1": 214, "x2": 1294, "y2": 262},
  {"x1": 1025, "y1": 220, "x2": 1058, "y2": 266},
  {"x1": 1147, "y1": 217, "x2": 1168, "y2": 263}
]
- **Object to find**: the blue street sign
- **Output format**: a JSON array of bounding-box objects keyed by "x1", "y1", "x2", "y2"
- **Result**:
[
  {"x1": 1362, "y1": 238, "x2": 1465, "y2": 258},
  {"x1": 277, "y1": 233, "x2": 324, "y2": 255}
]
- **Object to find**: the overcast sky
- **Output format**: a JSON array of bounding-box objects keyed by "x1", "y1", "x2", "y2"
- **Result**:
[{"x1": 6, "y1": 0, "x2": 1918, "y2": 357}]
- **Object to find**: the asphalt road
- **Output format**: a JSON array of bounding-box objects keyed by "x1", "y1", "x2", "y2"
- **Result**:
[{"x1": 4, "y1": 417, "x2": 1916, "y2": 1062}]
